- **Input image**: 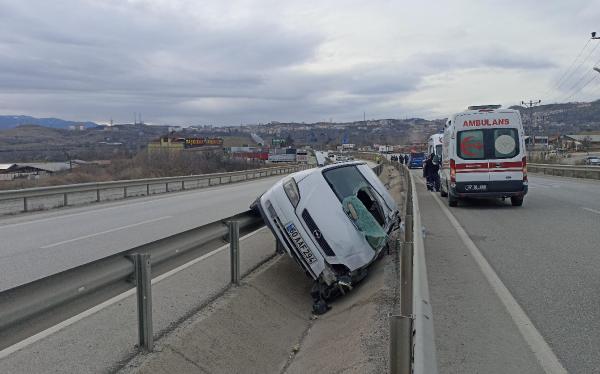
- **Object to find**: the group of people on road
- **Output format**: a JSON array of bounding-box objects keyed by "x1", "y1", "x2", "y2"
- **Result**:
[{"x1": 394, "y1": 154, "x2": 409, "y2": 165}]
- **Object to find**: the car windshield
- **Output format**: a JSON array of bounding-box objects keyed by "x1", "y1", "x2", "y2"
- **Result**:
[
  {"x1": 322, "y1": 165, "x2": 370, "y2": 201},
  {"x1": 322, "y1": 165, "x2": 386, "y2": 226}
]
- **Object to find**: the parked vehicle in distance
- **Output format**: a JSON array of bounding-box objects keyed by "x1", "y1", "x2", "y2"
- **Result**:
[
  {"x1": 408, "y1": 152, "x2": 425, "y2": 168},
  {"x1": 440, "y1": 104, "x2": 528, "y2": 207},
  {"x1": 584, "y1": 156, "x2": 600, "y2": 165},
  {"x1": 252, "y1": 162, "x2": 400, "y2": 314},
  {"x1": 428, "y1": 133, "x2": 443, "y2": 161}
]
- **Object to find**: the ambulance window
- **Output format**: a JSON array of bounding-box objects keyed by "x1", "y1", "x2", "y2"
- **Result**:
[
  {"x1": 435, "y1": 145, "x2": 442, "y2": 156},
  {"x1": 493, "y1": 129, "x2": 519, "y2": 158},
  {"x1": 457, "y1": 130, "x2": 484, "y2": 159}
]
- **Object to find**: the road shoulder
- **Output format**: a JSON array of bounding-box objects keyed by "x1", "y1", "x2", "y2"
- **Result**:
[{"x1": 416, "y1": 174, "x2": 547, "y2": 374}]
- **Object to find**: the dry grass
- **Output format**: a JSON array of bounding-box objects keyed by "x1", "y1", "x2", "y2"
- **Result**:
[{"x1": 0, "y1": 150, "x2": 266, "y2": 190}]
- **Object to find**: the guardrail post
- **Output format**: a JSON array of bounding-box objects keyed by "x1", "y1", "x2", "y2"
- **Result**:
[
  {"x1": 124, "y1": 186, "x2": 128, "y2": 198},
  {"x1": 63, "y1": 193, "x2": 68, "y2": 207},
  {"x1": 229, "y1": 221, "x2": 240, "y2": 285},
  {"x1": 219, "y1": 177, "x2": 222, "y2": 184},
  {"x1": 390, "y1": 314, "x2": 413, "y2": 374},
  {"x1": 23, "y1": 197, "x2": 28, "y2": 212},
  {"x1": 400, "y1": 241, "x2": 414, "y2": 315},
  {"x1": 96, "y1": 189, "x2": 101, "y2": 202},
  {"x1": 146, "y1": 184, "x2": 150, "y2": 196},
  {"x1": 134, "y1": 253, "x2": 153, "y2": 351},
  {"x1": 182, "y1": 181, "x2": 185, "y2": 190},
  {"x1": 165, "y1": 182, "x2": 169, "y2": 192}
]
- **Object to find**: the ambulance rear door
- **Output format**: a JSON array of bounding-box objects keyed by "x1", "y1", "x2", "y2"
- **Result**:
[
  {"x1": 487, "y1": 112, "x2": 524, "y2": 188},
  {"x1": 454, "y1": 115, "x2": 490, "y2": 189}
]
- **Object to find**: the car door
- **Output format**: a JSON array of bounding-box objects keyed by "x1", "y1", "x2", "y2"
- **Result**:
[
  {"x1": 455, "y1": 129, "x2": 490, "y2": 190},
  {"x1": 487, "y1": 128, "x2": 523, "y2": 187}
]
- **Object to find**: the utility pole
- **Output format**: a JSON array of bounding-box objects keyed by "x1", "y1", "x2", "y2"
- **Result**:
[{"x1": 521, "y1": 100, "x2": 541, "y2": 158}]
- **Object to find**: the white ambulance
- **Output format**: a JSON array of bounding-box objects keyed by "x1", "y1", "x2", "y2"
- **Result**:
[{"x1": 439, "y1": 105, "x2": 528, "y2": 207}]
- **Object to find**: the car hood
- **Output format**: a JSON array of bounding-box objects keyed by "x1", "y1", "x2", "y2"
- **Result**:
[{"x1": 295, "y1": 171, "x2": 384, "y2": 271}]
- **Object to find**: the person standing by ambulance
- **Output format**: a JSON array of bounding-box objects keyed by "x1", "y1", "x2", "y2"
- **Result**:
[{"x1": 423, "y1": 153, "x2": 440, "y2": 191}]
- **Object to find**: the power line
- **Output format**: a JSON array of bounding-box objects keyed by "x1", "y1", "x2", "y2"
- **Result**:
[
  {"x1": 560, "y1": 55, "x2": 600, "y2": 102},
  {"x1": 549, "y1": 38, "x2": 591, "y2": 93},
  {"x1": 564, "y1": 70, "x2": 600, "y2": 102},
  {"x1": 546, "y1": 32, "x2": 600, "y2": 102},
  {"x1": 556, "y1": 41, "x2": 600, "y2": 91},
  {"x1": 520, "y1": 100, "x2": 541, "y2": 157},
  {"x1": 565, "y1": 67, "x2": 600, "y2": 101}
]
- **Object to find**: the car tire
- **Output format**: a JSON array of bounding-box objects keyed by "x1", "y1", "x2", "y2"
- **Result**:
[
  {"x1": 511, "y1": 196, "x2": 524, "y2": 206},
  {"x1": 448, "y1": 192, "x2": 458, "y2": 207}
]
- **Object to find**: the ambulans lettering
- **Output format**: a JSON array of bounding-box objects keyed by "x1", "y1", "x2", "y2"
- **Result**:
[{"x1": 463, "y1": 118, "x2": 510, "y2": 127}]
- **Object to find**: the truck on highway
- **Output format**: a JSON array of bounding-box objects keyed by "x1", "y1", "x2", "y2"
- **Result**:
[{"x1": 440, "y1": 105, "x2": 528, "y2": 207}]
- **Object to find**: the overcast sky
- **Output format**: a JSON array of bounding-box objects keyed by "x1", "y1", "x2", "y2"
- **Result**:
[{"x1": 1, "y1": 0, "x2": 600, "y2": 125}]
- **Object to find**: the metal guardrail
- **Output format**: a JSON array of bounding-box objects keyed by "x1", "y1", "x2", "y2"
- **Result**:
[
  {"x1": 390, "y1": 163, "x2": 438, "y2": 374},
  {"x1": 0, "y1": 210, "x2": 264, "y2": 352},
  {"x1": 528, "y1": 163, "x2": 600, "y2": 180},
  {"x1": 0, "y1": 163, "x2": 385, "y2": 355},
  {"x1": 0, "y1": 165, "x2": 306, "y2": 213}
]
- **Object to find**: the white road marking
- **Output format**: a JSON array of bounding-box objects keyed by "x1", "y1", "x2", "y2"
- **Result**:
[
  {"x1": 429, "y1": 188, "x2": 567, "y2": 374},
  {"x1": 0, "y1": 227, "x2": 268, "y2": 359},
  {"x1": 40, "y1": 216, "x2": 173, "y2": 249},
  {"x1": 582, "y1": 207, "x2": 600, "y2": 215}
]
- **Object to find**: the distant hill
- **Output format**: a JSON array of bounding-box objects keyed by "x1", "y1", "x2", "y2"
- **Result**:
[{"x1": 0, "y1": 115, "x2": 97, "y2": 130}]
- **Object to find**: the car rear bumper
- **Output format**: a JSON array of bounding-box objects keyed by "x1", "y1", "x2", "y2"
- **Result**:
[{"x1": 451, "y1": 181, "x2": 528, "y2": 199}]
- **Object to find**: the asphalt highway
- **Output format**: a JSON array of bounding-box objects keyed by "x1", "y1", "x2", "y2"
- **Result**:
[
  {"x1": 418, "y1": 171, "x2": 600, "y2": 374},
  {"x1": 0, "y1": 175, "x2": 286, "y2": 291}
]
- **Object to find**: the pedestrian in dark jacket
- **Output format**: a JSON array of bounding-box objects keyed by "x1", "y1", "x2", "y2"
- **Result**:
[{"x1": 423, "y1": 153, "x2": 440, "y2": 191}]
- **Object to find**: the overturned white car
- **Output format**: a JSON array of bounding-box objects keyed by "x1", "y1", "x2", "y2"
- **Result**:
[{"x1": 252, "y1": 162, "x2": 400, "y2": 314}]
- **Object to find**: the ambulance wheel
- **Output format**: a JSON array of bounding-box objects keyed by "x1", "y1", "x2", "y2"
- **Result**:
[
  {"x1": 448, "y1": 193, "x2": 458, "y2": 207},
  {"x1": 511, "y1": 196, "x2": 524, "y2": 206},
  {"x1": 440, "y1": 182, "x2": 448, "y2": 197}
]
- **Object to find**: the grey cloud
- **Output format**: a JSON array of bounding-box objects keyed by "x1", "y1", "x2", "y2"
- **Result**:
[{"x1": 0, "y1": 0, "x2": 567, "y2": 124}]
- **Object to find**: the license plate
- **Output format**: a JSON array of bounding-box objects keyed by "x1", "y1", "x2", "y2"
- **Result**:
[
  {"x1": 465, "y1": 184, "x2": 487, "y2": 192},
  {"x1": 285, "y1": 223, "x2": 317, "y2": 264}
]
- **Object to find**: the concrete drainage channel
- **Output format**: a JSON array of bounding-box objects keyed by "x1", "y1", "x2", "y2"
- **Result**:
[
  {"x1": 119, "y1": 252, "x2": 397, "y2": 374},
  {"x1": 118, "y1": 164, "x2": 415, "y2": 374}
]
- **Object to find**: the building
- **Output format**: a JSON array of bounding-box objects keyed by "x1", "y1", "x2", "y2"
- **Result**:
[
  {"x1": 0, "y1": 162, "x2": 72, "y2": 181},
  {"x1": 562, "y1": 134, "x2": 600, "y2": 150},
  {"x1": 147, "y1": 137, "x2": 224, "y2": 152}
]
